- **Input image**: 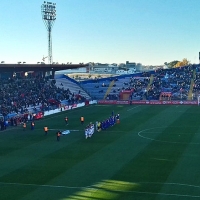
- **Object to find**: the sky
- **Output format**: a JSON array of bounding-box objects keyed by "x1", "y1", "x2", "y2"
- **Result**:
[{"x1": 1, "y1": 0, "x2": 200, "y2": 66}]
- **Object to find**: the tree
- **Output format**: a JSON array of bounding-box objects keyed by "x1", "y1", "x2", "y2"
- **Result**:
[
  {"x1": 175, "y1": 58, "x2": 190, "y2": 68},
  {"x1": 165, "y1": 60, "x2": 179, "y2": 68}
]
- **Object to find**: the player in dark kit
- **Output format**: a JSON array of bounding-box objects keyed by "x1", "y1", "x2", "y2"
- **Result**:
[
  {"x1": 65, "y1": 116, "x2": 68, "y2": 125},
  {"x1": 31, "y1": 121, "x2": 35, "y2": 130},
  {"x1": 56, "y1": 130, "x2": 61, "y2": 141},
  {"x1": 23, "y1": 122, "x2": 26, "y2": 131}
]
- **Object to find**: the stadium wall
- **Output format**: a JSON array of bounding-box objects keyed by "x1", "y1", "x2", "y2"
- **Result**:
[{"x1": 98, "y1": 100, "x2": 198, "y2": 105}]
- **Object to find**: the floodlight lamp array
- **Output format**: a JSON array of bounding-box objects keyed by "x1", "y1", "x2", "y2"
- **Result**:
[{"x1": 41, "y1": 2, "x2": 56, "y2": 21}]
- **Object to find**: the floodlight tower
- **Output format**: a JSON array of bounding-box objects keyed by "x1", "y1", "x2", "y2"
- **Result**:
[{"x1": 41, "y1": 1, "x2": 56, "y2": 64}]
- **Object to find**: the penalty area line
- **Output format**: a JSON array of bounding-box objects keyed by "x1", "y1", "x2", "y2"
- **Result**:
[{"x1": 127, "y1": 105, "x2": 141, "y2": 111}]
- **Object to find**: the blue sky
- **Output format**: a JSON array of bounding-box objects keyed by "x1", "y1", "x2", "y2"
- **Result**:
[{"x1": 1, "y1": 0, "x2": 200, "y2": 65}]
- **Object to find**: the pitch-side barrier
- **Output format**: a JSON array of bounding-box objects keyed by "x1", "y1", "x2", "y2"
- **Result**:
[
  {"x1": 98, "y1": 100, "x2": 198, "y2": 105},
  {"x1": 43, "y1": 100, "x2": 97, "y2": 117}
]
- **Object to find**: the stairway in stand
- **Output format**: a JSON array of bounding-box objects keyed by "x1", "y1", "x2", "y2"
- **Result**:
[
  {"x1": 104, "y1": 80, "x2": 115, "y2": 99},
  {"x1": 147, "y1": 74, "x2": 154, "y2": 90},
  {"x1": 143, "y1": 74, "x2": 154, "y2": 100},
  {"x1": 187, "y1": 70, "x2": 196, "y2": 100}
]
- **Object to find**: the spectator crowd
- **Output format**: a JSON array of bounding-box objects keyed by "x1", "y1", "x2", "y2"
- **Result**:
[
  {"x1": 147, "y1": 66, "x2": 193, "y2": 100},
  {"x1": 0, "y1": 75, "x2": 87, "y2": 128}
]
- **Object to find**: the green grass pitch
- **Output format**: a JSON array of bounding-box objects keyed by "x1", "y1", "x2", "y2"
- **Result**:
[{"x1": 1, "y1": 104, "x2": 200, "y2": 200}]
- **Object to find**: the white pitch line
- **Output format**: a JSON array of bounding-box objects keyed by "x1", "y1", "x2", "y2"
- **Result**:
[
  {"x1": 150, "y1": 158, "x2": 172, "y2": 162},
  {"x1": 127, "y1": 105, "x2": 141, "y2": 111},
  {"x1": 0, "y1": 182, "x2": 89, "y2": 189},
  {"x1": 139, "y1": 182, "x2": 200, "y2": 189},
  {"x1": 124, "y1": 191, "x2": 200, "y2": 198},
  {"x1": 138, "y1": 127, "x2": 200, "y2": 145},
  {"x1": 48, "y1": 129, "x2": 80, "y2": 132},
  {"x1": 1, "y1": 181, "x2": 200, "y2": 198}
]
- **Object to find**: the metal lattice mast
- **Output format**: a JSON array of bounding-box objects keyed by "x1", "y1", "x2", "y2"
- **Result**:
[{"x1": 41, "y1": 1, "x2": 56, "y2": 64}]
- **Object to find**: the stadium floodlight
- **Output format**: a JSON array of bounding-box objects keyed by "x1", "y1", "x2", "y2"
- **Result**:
[{"x1": 41, "y1": 1, "x2": 56, "y2": 64}]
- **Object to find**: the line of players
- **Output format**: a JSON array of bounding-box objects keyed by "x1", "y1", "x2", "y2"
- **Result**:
[
  {"x1": 85, "y1": 113, "x2": 120, "y2": 139},
  {"x1": 85, "y1": 122, "x2": 95, "y2": 139}
]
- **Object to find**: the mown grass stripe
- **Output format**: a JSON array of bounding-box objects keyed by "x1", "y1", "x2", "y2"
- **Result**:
[
  {"x1": 1, "y1": 105, "x2": 200, "y2": 200},
  {"x1": 110, "y1": 106, "x2": 198, "y2": 199}
]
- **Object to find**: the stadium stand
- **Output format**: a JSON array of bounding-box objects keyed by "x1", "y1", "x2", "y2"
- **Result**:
[
  {"x1": 148, "y1": 66, "x2": 193, "y2": 100},
  {"x1": 0, "y1": 75, "x2": 91, "y2": 128},
  {"x1": 55, "y1": 77, "x2": 91, "y2": 100},
  {"x1": 1, "y1": 64, "x2": 200, "y2": 129},
  {"x1": 80, "y1": 65, "x2": 200, "y2": 101}
]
